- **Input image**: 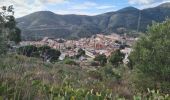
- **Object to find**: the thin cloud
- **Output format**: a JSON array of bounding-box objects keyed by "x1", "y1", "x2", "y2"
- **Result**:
[
  {"x1": 42, "y1": 0, "x2": 69, "y2": 4},
  {"x1": 1, "y1": 0, "x2": 169, "y2": 18},
  {"x1": 71, "y1": 1, "x2": 97, "y2": 10},
  {"x1": 129, "y1": 0, "x2": 170, "y2": 9},
  {"x1": 128, "y1": 0, "x2": 155, "y2": 5},
  {"x1": 128, "y1": 0, "x2": 170, "y2": 5},
  {"x1": 55, "y1": 9, "x2": 98, "y2": 15},
  {"x1": 47, "y1": 0, "x2": 68, "y2": 3},
  {"x1": 96, "y1": 5, "x2": 115, "y2": 9},
  {"x1": 0, "y1": 0, "x2": 69, "y2": 18}
]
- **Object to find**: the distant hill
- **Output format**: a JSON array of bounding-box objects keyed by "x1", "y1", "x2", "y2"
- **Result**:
[{"x1": 16, "y1": 2, "x2": 170, "y2": 40}]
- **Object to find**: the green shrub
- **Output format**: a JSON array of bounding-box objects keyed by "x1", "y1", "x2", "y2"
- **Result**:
[
  {"x1": 64, "y1": 59, "x2": 77, "y2": 65},
  {"x1": 90, "y1": 61, "x2": 99, "y2": 66},
  {"x1": 76, "y1": 48, "x2": 86, "y2": 58},
  {"x1": 17, "y1": 45, "x2": 38, "y2": 57},
  {"x1": 94, "y1": 54, "x2": 107, "y2": 66},
  {"x1": 109, "y1": 49, "x2": 125, "y2": 67},
  {"x1": 129, "y1": 19, "x2": 170, "y2": 93},
  {"x1": 17, "y1": 45, "x2": 61, "y2": 62}
]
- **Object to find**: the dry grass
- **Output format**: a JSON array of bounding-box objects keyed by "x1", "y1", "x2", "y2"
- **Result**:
[{"x1": 0, "y1": 54, "x2": 168, "y2": 99}]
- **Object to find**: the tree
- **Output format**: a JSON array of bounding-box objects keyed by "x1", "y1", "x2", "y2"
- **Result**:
[
  {"x1": 38, "y1": 45, "x2": 51, "y2": 53},
  {"x1": 38, "y1": 46, "x2": 61, "y2": 62},
  {"x1": 8, "y1": 27, "x2": 21, "y2": 44},
  {"x1": 0, "y1": 15, "x2": 6, "y2": 55},
  {"x1": 43, "y1": 49, "x2": 61, "y2": 62},
  {"x1": 5, "y1": 15, "x2": 21, "y2": 44},
  {"x1": 94, "y1": 54, "x2": 107, "y2": 66},
  {"x1": 17, "y1": 45, "x2": 38, "y2": 57},
  {"x1": 129, "y1": 20, "x2": 170, "y2": 92},
  {"x1": 109, "y1": 50, "x2": 125, "y2": 67},
  {"x1": 76, "y1": 48, "x2": 85, "y2": 58},
  {"x1": 0, "y1": 5, "x2": 21, "y2": 55},
  {"x1": 1, "y1": 6, "x2": 21, "y2": 44},
  {"x1": 17, "y1": 45, "x2": 61, "y2": 62},
  {"x1": 0, "y1": 6, "x2": 11, "y2": 55}
]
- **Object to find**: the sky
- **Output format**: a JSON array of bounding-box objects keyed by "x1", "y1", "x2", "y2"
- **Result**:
[{"x1": 0, "y1": 0, "x2": 170, "y2": 18}]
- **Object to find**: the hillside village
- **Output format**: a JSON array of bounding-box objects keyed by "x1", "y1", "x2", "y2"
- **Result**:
[{"x1": 20, "y1": 33, "x2": 137, "y2": 64}]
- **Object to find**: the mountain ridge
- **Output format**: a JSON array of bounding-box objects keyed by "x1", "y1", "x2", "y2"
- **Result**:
[{"x1": 17, "y1": 2, "x2": 170, "y2": 40}]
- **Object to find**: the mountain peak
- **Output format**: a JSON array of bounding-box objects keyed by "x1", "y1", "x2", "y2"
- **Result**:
[
  {"x1": 118, "y1": 6, "x2": 139, "y2": 12},
  {"x1": 24, "y1": 11, "x2": 57, "y2": 18},
  {"x1": 32, "y1": 11, "x2": 56, "y2": 15},
  {"x1": 158, "y1": 2, "x2": 170, "y2": 8},
  {"x1": 125, "y1": 6, "x2": 138, "y2": 10}
]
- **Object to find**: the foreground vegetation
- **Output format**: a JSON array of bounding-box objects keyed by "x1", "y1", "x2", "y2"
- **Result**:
[
  {"x1": 129, "y1": 20, "x2": 170, "y2": 93},
  {"x1": 0, "y1": 54, "x2": 126, "y2": 99},
  {"x1": 0, "y1": 54, "x2": 169, "y2": 100}
]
